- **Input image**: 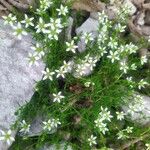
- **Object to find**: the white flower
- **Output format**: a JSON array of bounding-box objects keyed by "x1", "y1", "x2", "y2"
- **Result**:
[
  {"x1": 120, "y1": 61, "x2": 129, "y2": 73},
  {"x1": 138, "y1": 79, "x2": 148, "y2": 90},
  {"x1": 98, "y1": 31, "x2": 107, "y2": 43},
  {"x1": 43, "y1": 119, "x2": 53, "y2": 131},
  {"x1": 55, "y1": 67, "x2": 67, "y2": 78},
  {"x1": 2, "y1": 13, "x2": 16, "y2": 26},
  {"x1": 126, "y1": 43, "x2": 138, "y2": 54},
  {"x1": 87, "y1": 57, "x2": 97, "y2": 71},
  {"x1": 56, "y1": 5, "x2": 68, "y2": 16},
  {"x1": 115, "y1": 23, "x2": 126, "y2": 32},
  {"x1": 98, "y1": 11, "x2": 108, "y2": 25},
  {"x1": 88, "y1": 135, "x2": 97, "y2": 146},
  {"x1": 146, "y1": 143, "x2": 150, "y2": 150},
  {"x1": 51, "y1": 118, "x2": 61, "y2": 128},
  {"x1": 61, "y1": 61, "x2": 73, "y2": 72},
  {"x1": 107, "y1": 51, "x2": 120, "y2": 63},
  {"x1": 47, "y1": 28, "x2": 60, "y2": 40},
  {"x1": 42, "y1": 68, "x2": 55, "y2": 80},
  {"x1": 21, "y1": 14, "x2": 34, "y2": 28},
  {"x1": 38, "y1": 0, "x2": 53, "y2": 12},
  {"x1": 108, "y1": 37, "x2": 118, "y2": 49},
  {"x1": 47, "y1": 18, "x2": 63, "y2": 40},
  {"x1": 75, "y1": 64, "x2": 86, "y2": 77},
  {"x1": 127, "y1": 104, "x2": 137, "y2": 116},
  {"x1": 84, "y1": 81, "x2": 95, "y2": 88},
  {"x1": 49, "y1": 18, "x2": 63, "y2": 30},
  {"x1": 43, "y1": 118, "x2": 61, "y2": 131},
  {"x1": 126, "y1": 77, "x2": 134, "y2": 88},
  {"x1": 53, "y1": 91, "x2": 65, "y2": 103},
  {"x1": 35, "y1": 17, "x2": 49, "y2": 33},
  {"x1": 28, "y1": 52, "x2": 40, "y2": 67},
  {"x1": 20, "y1": 120, "x2": 30, "y2": 134},
  {"x1": 82, "y1": 32, "x2": 94, "y2": 44},
  {"x1": 13, "y1": 23, "x2": 27, "y2": 40},
  {"x1": 141, "y1": 55, "x2": 148, "y2": 65},
  {"x1": 127, "y1": 95, "x2": 144, "y2": 115},
  {"x1": 95, "y1": 119, "x2": 109, "y2": 134},
  {"x1": 0, "y1": 130, "x2": 15, "y2": 145},
  {"x1": 116, "y1": 111, "x2": 125, "y2": 120},
  {"x1": 31, "y1": 43, "x2": 45, "y2": 58},
  {"x1": 125, "y1": 126, "x2": 133, "y2": 133},
  {"x1": 130, "y1": 63, "x2": 137, "y2": 70},
  {"x1": 99, "y1": 107, "x2": 113, "y2": 122},
  {"x1": 84, "y1": 82, "x2": 91, "y2": 87},
  {"x1": 98, "y1": 46, "x2": 107, "y2": 56},
  {"x1": 66, "y1": 40, "x2": 78, "y2": 53},
  {"x1": 126, "y1": 77, "x2": 132, "y2": 82},
  {"x1": 117, "y1": 131, "x2": 128, "y2": 140}
]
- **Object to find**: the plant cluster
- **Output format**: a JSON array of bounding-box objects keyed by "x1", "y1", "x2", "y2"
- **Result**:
[{"x1": 0, "y1": 0, "x2": 150, "y2": 149}]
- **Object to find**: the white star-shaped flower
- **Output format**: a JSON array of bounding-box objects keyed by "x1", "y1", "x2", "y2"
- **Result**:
[
  {"x1": 141, "y1": 55, "x2": 148, "y2": 65},
  {"x1": 125, "y1": 126, "x2": 133, "y2": 133},
  {"x1": 35, "y1": 17, "x2": 49, "y2": 33},
  {"x1": 31, "y1": 43, "x2": 45, "y2": 58},
  {"x1": 2, "y1": 13, "x2": 16, "y2": 26},
  {"x1": 88, "y1": 135, "x2": 97, "y2": 146},
  {"x1": 116, "y1": 111, "x2": 125, "y2": 120},
  {"x1": 120, "y1": 61, "x2": 129, "y2": 74},
  {"x1": 43, "y1": 119, "x2": 53, "y2": 131},
  {"x1": 66, "y1": 40, "x2": 78, "y2": 53},
  {"x1": 56, "y1": 5, "x2": 68, "y2": 16},
  {"x1": 13, "y1": 22, "x2": 27, "y2": 40},
  {"x1": 61, "y1": 61, "x2": 73, "y2": 72},
  {"x1": 28, "y1": 52, "x2": 40, "y2": 67},
  {"x1": 52, "y1": 91, "x2": 65, "y2": 103},
  {"x1": 0, "y1": 130, "x2": 15, "y2": 145},
  {"x1": 55, "y1": 67, "x2": 67, "y2": 78},
  {"x1": 107, "y1": 51, "x2": 120, "y2": 63},
  {"x1": 82, "y1": 32, "x2": 94, "y2": 44},
  {"x1": 138, "y1": 79, "x2": 148, "y2": 90},
  {"x1": 20, "y1": 120, "x2": 30, "y2": 134},
  {"x1": 42, "y1": 68, "x2": 55, "y2": 80},
  {"x1": 21, "y1": 14, "x2": 34, "y2": 28}
]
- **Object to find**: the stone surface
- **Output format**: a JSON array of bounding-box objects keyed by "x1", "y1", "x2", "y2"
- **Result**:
[
  {"x1": 123, "y1": 0, "x2": 137, "y2": 15},
  {"x1": 136, "y1": 12, "x2": 145, "y2": 26},
  {"x1": 0, "y1": 19, "x2": 44, "y2": 149},
  {"x1": 24, "y1": 116, "x2": 56, "y2": 137},
  {"x1": 76, "y1": 16, "x2": 99, "y2": 53},
  {"x1": 123, "y1": 95, "x2": 150, "y2": 125}
]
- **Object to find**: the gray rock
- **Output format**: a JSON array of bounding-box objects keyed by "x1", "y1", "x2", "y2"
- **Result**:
[
  {"x1": 136, "y1": 12, "x2": 145, "y2": 26},
  {"x1": 26, "y1": 116, "x2": 56, "y2": 137},
  {"x1": 0, "y1": 19, "x2": 44, "y2": 149},
  {"x1": 76, "y1": 17, "x2": 99, "y2": 53},
  {"x1": 27, "y1": 116, "x2": 44, "y2": 137},
  {"x1": 123, "y1": 0, "x2": 137, "y2": 15},
  {"x1": 123, "y1": 95, "x2": 150, "y2": 125}
]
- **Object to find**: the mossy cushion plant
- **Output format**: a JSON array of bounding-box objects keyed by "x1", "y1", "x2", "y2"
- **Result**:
[{"x1": 1, "y1": 0, "x2": 150, "y2": 149}]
